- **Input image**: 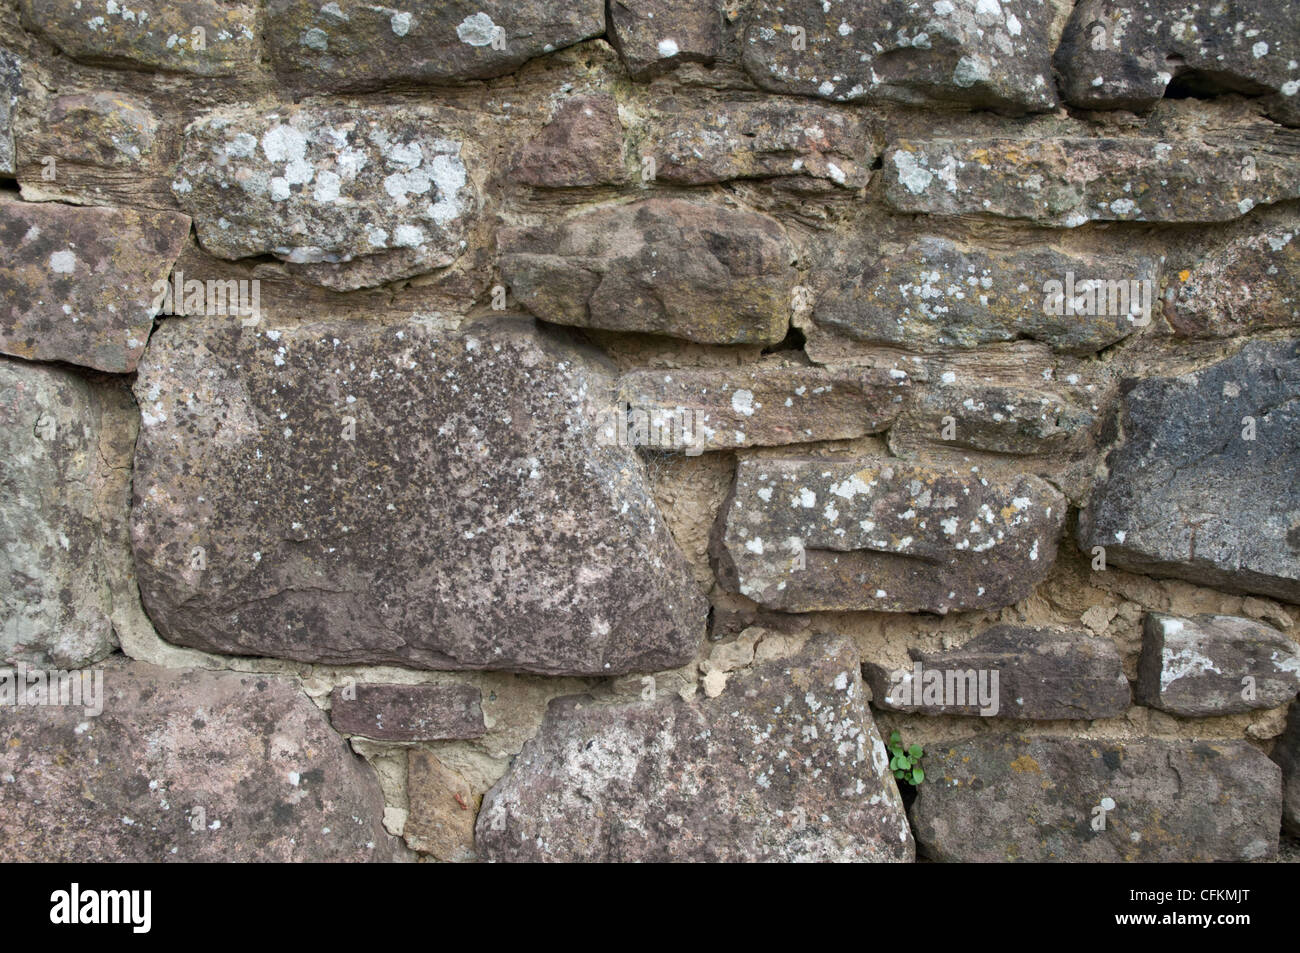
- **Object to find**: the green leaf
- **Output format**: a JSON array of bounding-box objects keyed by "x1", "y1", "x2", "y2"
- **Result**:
[
  {"x1": 909, "y1": 744, "x2": 923, "y2": 759},
  {"x1": 890, "y1": 731, "x2": 901, "y2": 746},
  {"x1": 912, "y1": 767, "x2": 925, "y2": 785},
  {"x1": 897, "y1": 756, "x2": 911, "y2": 769}
]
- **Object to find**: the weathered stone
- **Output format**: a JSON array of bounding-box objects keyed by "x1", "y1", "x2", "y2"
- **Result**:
[
  {"x1": 0, "y1": 659, "x2": 405, "y2": 862},
  {"x1": 645, "y1": 99, "x2": 877, "y2": 188},
  {"x1": 0, "y1": 359, "x2": 123, "y2": 668},
  {"x1": 499, "y1": 198, "x2": 794, "y2": 345},
  {"x1": 884, "y1": 138, "x2": 1300, "y2": 225},
  {"x1": 330, "y1": 683, "x2": 485, "y2": 741},
  {"x1": 814, "y1": 237, "x2": 1162, "y2": 355},
  {"x1": 1079, "y1": 340, "x2": 1300, "y2": 603},
  {"x1": 1275, "y1": 704, "x2": 1300, "y2": 835},
  {"x1": 912, "y1": 734, "x2": 1282, "y2": 861},
  {"x1": 130, "y1": 316, "x2": 705, "y2": 676},
  {"x1": 713, "y1": 456, "x2": 1066, "y2": 613},
  {"x1": 890, "y1": 383, "x2": 1097, "y2": 456},
  {"x1": 1056, "y1": 0, "x2": 1300, "y2": 126},
  {"x1": 0, "y1": 48, "x2": 18, "y2": 177},
  {"x1": 511, "y1": 94, "x2": 625, "y2": 188},
  {"x1": 609, "y1": 0, "x2": 721, "y2": 80},
  {"x1": 45, "y1": 91, "x2": 159, "y2": 167},
  {"x1": 267, "y1": 0, "x2": 605, "y2": 87},
  {"x1": 1138, "y1": 613, "x2": 1300, "y2": 717},
  {"x1": 612, "y1": 363, "x2": 909, "y2": 453},
  {"x1": 864, "y1": 625, "x2": 1131, "y2": 720},
  {"x1": 18, "y1": 0, "x2": 259, "y2": 76},
  {"x1": 476, "y1": 634, "x2": 914, "y2": 862},
  {"x1": 0, "y1": 197, "x2": 190, "y2": 372},
  {"x1": 174, "y1": 104, "x2": 479, "y2": 291},
  {"x1": 1171, "y1": 222, "x2": 1300, "y2": 338},
  {"x1": 742, "y1": 0, "x2": 1057, "y2": 112},
  {"x1": 406, "y1": 749, "x2": 478, "y2": 861}
]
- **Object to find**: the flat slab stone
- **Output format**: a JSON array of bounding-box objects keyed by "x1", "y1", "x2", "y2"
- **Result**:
[
  {"x1": 912, "y1": 734, "x2": 1282, "y2": 861},
  {"x1": 713, "y1": 456, "x2": 1066, "y2": 613},
  {"x1": 0, "y1": 197, "x2": 190, "y2": 372},
  {"x1": 130, "y1": 316, "x2": 705, "y2": 676},
  {"x1": 174, "y1": 104, "x2": 480, "y2": 291},
  {"x1": 18, "y1": 0, "x2": 260, "y2": 76},
  {"x1": 0, "y1": 659, "x2": 405, "y2": 861},
  {"x1": 864, "y1": 625, "x2": 1131, "y2": 720},
  {"x1": 475, "y1": 634, "x2": 915, "y2": 862},
  {"x1": 741, "y1": 0, "x2": 1057, "y2": 112},
  {"x1": 1138, "y1": 613, "x2": 1300, "y2": 717},
  {"x1": 612, "y1": 363, "x2": 909, "y2": 453},
  {"x1": 1055, "y1": 0, "x2": 1300, "y2": 126},
  {"x1": 884, "y1": 138, "x2": 1300, "y2": 225},
  {"x1": 1079, "y1": 340, "x2": 1300, "y2": 603},
  {"x1": 610, "y1": 0, "x2": 721, "y2": 80},
  {"x1": 814, "y1": 236, "x2": 1162, "y2": 355},
  {"x1": 1171, "y1": 221, "x2": 1300, "y2": 338},
  {"x1": 329, "y1": 683, "x2": 485, "y2": 741},
  {"x1": 267, "y1": 0, "x2": 605, "y2": 87},
  {"x1": 499, "y1": 197, "x2": 794, "y2": 345}
]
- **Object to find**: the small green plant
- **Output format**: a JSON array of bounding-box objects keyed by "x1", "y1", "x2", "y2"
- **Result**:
[{"x1": 888, "y1": 730, "x2": 925, "y2": 786}]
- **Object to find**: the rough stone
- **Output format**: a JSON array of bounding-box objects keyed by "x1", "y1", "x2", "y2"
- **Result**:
[
  {"x1": 742, "y1": 0, "x2": 1058, "y2": 112},
  {"x1": 864, "y1": 625, "x2": 1131, "y2": 720},
  {"x1": 713, "y1": 455, "x2": 1066, "y2": 613},
  {"x1": 1275, "y1": 703, "x2": 1300, "y2": 835},
  {"x1": 612, "y1": 363, "x2": 909, "y2": 453},
  {"x1": 511, "y1": 94, "x2": 625, "y2": 188},
  {"x1": 406, "y1": 749, "x2": 478, "y2": 861},
  {"x1": 18, "y1": 0, "x2": 259, "y2": 77},
  {"x1": 0, "y1": 197, "x2": 190, "y2": 373},
  {"x1": 1170, "y1": 222, "x2": 1300, "y2": 338},
  {"x1": 476, "y1": 634, "x2": 914, "y2": 862},
  {"x1": 173, "y1": 104, "x2": 480, "y2": 291},
  {"x1": 329, "y1": 683, "x2": 486, "y2": 741},
  {"x1": 45, "y1": 91, "x2": 159, "y2": 167},
  {"x1": 267, "y1": 0, "x2": 605, "y2": 87},
  {"x1": 0, "y1": 659, "x2": 405, "y2": 861},
  {"x1": 912, "y1": 734, "x2": 1282, "y2": 861},
  {"x1": 883, "y1": 138, "x2": 1300, "y2": 225},
  {"x1": 130, "y1": 316, "x2": 705, "y2": 676},
  {"x1": 1055, "y1": 0, "x2": 1300, "y2": 127},
  {"x1": 609, "y1": 0, "x2": 721, "y2": 79},
  {"x1": 890, "y1": 383, "x2": 1098, "y2": 456},
  {"x1": 1138, "y1": 613, "x2": 1300, "y2": 717},
  {"x1": 0, "y1": 48, "x2": 18, "y2": 177},
  {"x1": 499, "y1": 198, "x2": 795, "y2": 345},
  {"x1": 644, "y1": 98, "x2": 877, "y2": 188},
  {"x1": 814, "y1": 237, "x2": 1162, "y2": 355},
  {"x1": 1079, "y1": 340, "x2": 1300, "y2": 603}
]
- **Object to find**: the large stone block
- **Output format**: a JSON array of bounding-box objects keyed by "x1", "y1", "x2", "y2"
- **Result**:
[
  {"x1": 1170, "y1": 221, "x2": 1300, "y2": 338},
  {"x1": 130, "y1": 316, "x2": 705, "y2": 676},
  {"x1": 609, "y1": 0, "x2": 721, "y2": 80},
  {"x1": 476, "y1": 634, "x2": 915, "y2": 862}
]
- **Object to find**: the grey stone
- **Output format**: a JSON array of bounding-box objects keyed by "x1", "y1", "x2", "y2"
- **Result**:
[
  {"x1": 1079, "y1": 340, "x2": 1300, "y2": 603},
  {"x1": 1138, "y1": 613, "x2": 1300, "y2": 717},
  {"x1": 0, "y1": 659, "x2": 406, "y2": 861},
  {"x1": 610, "y1": 0, "x2": 721, "y2": 80},
  {"x1": 912, "y1": 734, "x2": 1282, "y2": 861},
  {"x1": 476, "y1": 634, "x2": 915, "y2": 862},
  {"x1": 1274, "y1": 703, "x2": 1300, "y2": 836},
  {"x1": 329, "y1": 683, "x2": 485, "y2": 741},
  {"x1": 864, "y1": 625, "x2": 1131, "y2": 720},
  {"x1": 130, "y1": 316, "x2": 705, "y2": 676},
  {"x1": 173, "y1": 104, "x2": 480, "y2": 291},
  {"x1": 499, "y1": 197, "x2": 795, "y2": 345},
  {"x1": 45, "y1": 91, "x2": 159, "y2": 167},
  {"x1": 0, "y1": 48, "x2": 18, "y2": 177},
  {"x1": 889, "y1": 383, "x2": 1098, "y2": 456},
  {"x1": 0, "y1": 196, "x2": 190, "y2": 373},
  {"x1": 712, "y1": 455, "x2": 1066, "y2": 613},
  {"x1": 1171, "y1": 221, "x2": 1300, "y2": 338}
]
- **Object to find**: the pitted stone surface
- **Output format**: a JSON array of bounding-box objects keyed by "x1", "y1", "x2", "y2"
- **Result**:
[
  {"x1": 911, "y1": 734, "x2": 1283, "y2": 862},
  {"x1": 1079, "y1": 340, "x2": 1300, "y2": 603},
  {"x1": 329, "y1": 683, "x2": 485, "y2": 741},
  {"x1": 609, "y1": 0, "x2": 721, "y2": 80},
  {"x1": 499, "y1": 198, "x2": 795, "y2": 345},
  {"x1": 130, "y1": 316, "x2": 705, "y2": 676},
  {"x1": 475, "y1": 634, "x2": 915, "y2": 862},
  {"x1": 713, "y1": 456, "x2": 1066, "y2": 613},
  {"x1": 0, "y1": 659, "x2": 406, "y2": 862},
  {"x1": 884, "y1": 138, "x2": 1300, "y2": 225},
  {"x1": 0, "y1": 197, "x2": 190, "y2": 373},
  {"x1": 742, "y1": 0, "x2": 1057, "y2": 112},
  {"x1": 267, "y1": 0, "x2": 605, "y2": 87},
  {"x1": 511, "y1": 94, "x2": 626, "y2": 188},
  {"x1": 174, "y1": 104, "x2": 479, "y2": 291},
  {"x1": 1171, "y1": 221, "x2": 1300, "y2": 338},
  {"x1": 1137, "y1": 613, "x2": 1300, "y2": 717},
  {"x1": 0, "y1": 48, "x2": 18, "y2": 176}
]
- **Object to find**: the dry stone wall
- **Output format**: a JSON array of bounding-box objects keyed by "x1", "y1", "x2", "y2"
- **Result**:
[{"x1": 0, "y1": 0, "x2": 1298, "y2": 863}]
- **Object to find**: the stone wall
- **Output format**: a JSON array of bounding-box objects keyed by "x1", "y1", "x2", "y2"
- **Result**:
[{"x1": 1, "y1": 0, "x2": 1298, "y2": 862}]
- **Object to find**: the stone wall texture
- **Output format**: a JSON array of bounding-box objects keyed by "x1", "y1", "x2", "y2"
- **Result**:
[{"x1": 1, "y1": 0, "x2": 1298, "y2": 864}]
